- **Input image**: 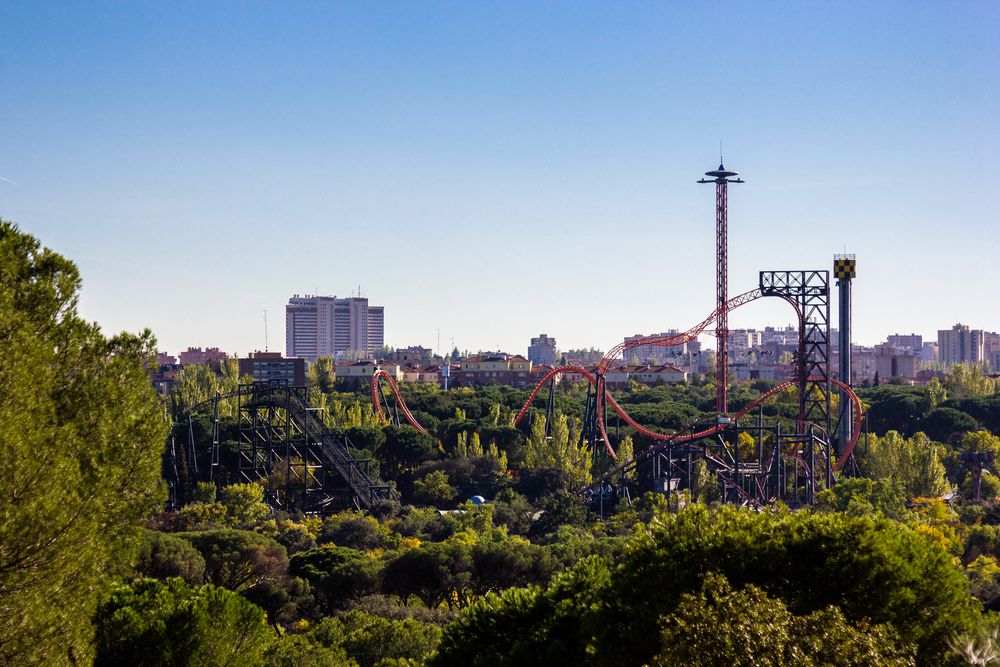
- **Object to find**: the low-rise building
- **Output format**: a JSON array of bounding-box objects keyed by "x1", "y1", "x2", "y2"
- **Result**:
[
  {"x1": 387, "y1": 346, "x2": 434, "y2": 364},
  {"x1": 238, "y1": 352, "x2": 306, "y2": 385},
  {"x1": 336, "y1": 360, "x2": 401, "y2": 385},
  {"x1": 875, "y1": 344, "x2": 916, "y2": 380},
  {"x1": 156, "y1": 352, "x2": 178, "y2": 366},
  {"x1": 605, "y1": 364, "x2": 687, "y2": 388},
  {"x1": 179, "y1": 347, "x2": 228, "y2": 366},
  {"x1": 451, "y1": 354, "x2": 534, "y2": 388},
  {"x1": 399, "y1": 364, "x2": 445, "y2": 385},
  {"x1": 150, "y1": 363, "x2": 181, "y2": 396}
]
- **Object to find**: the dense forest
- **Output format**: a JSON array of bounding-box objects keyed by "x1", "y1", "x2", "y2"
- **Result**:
[{"x1": 6, "y1": 219, "x2": 1000, "y2": 666}]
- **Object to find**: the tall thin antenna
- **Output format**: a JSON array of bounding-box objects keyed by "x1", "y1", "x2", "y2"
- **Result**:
[{"x1": 263, "y1": 310, "x2": 269, "y2": 352}]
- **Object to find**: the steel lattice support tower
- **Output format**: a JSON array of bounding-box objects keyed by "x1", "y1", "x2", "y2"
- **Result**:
[{"x1": 699, "y1": 163, "x2": 743, "y2": 414}]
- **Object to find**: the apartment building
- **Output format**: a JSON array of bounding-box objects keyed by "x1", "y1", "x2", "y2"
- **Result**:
[{"x1": 285, "y1": 294, "x2": 385, "y2": 361}]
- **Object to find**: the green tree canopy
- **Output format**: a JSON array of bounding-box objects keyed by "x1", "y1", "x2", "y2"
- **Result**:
[
  {"x1": 855, "y1": 431, "x2": 950, "y2": 499},
  {"x1": 653, "y1": 572, "x2": 913, "y2": 666},
  {"x1": 432, "y1": 506, "x2": 976, "y2": 666},
  {"x1": 133, "y1": 528, "x2": 207, "y2": 585},
  {"x1": 0, "y1": 221, "x2": 167, "y2": 663},
  {"x1": 93, "y1": 578, "x2": 272, "y2": 666},
  {"x1": 290, "y1": 546, "x2": 382, "y2": 614}
]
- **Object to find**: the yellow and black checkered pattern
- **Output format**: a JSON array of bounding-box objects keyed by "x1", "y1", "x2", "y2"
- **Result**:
[{"x1": 833, "y1": 257, "x2": 856, "y2": 280}]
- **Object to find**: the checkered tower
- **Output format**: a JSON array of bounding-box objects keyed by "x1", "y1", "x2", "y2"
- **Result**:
[{"x1": 834, "y1": 254, "x2": 856, "y2": 457}]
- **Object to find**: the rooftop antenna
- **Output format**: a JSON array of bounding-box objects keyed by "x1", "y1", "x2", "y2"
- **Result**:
[{"x1": 263, "y1": 310, "x2": 269, "y2": 352}]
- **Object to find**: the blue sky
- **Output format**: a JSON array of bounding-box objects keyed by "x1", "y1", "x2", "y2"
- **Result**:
[{"x1": 2, "y1": 2, "x2": 997, "y2": 357}]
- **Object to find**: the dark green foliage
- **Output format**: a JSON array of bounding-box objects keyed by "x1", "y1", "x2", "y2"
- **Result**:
[
  {"x1": 653, "y1": 573, "x2": 914, "y2": 666},
  {"x1": 815, "y1": 477, "x2": 908, "y2": 520},
  {"x1": 93, "y1": 578, "x2": 272, "y2": 666},
  {"x1": 290, "y1": 546, "x2": 382, "y2": 614},
  {"x1": 321, "y1": 513, "x2": 387, "y2": 550},
  {"x1": 191, "y1": 481, "x2": 218, "y2": 504},
  {"x1": 258, "y1": 518, "x2": 319, "y2": 555},
  {"x1": 0, "y1": 221, "x2": 168, "y2": 663},
  {"x1": 596, "y1": 507, "x2": 972, "y2": 665},
  {"x1": 134, "y1": 529, "x2": 206, "y2": 585},
  {"x1": 546, "y1": 527, "x2": 631, "y2": 569},
  {"x1": 432, "y1": 556, "x2": 612, "y2": 667},
  {"x1": 381, "y1": 426, "x2": 439, "y2": 476},
  {"x1": 310, "y1": 611, "x2": 443, "y2": 667},
  {"x1": 614, "y1": 401, "x2": 702, "y2": 430},
  {"x1": 478, "y1": 425, "x2": 525, "y2": 463},
  {"x1": 944, "y1": 397, "x2": 1000, "y2": 435},
  {"x1": 529, "y1": 490, "x2": 590, "y2": 538},
  {"x1": 344, "y1": 426, "x2": 386, "y2": 455},
  {"x1": 921, "y1": 407, "x2": 979, "y2": 444},
  {"x1": 264, "y1": 634, "x2": 355, "y2": 667},
  {"x1": 431, "y1": 506, "x2": 975, "y2": 666},
  {"x1": 515, "y1": 467, "x2": 580, "y2": 500},
  {"x1": 470, "y1": 540, "x2": 557, "y2": 595},
  {"x1": 381, "y1": 542, "x2": 473, "y2": 608},
  {"x1": 962, "y1": 525, "x2": 1000, "y2": 564},
  {"x1": 178, "y1": 529, "x2": 298, "y2": 622},
  {"x1": 491, "y1": 489, "x2": 536, "y2": 535},
  {"x1": 413, "y1": 456, "x2": 508, "y2": 502},
  {"x1": 413, "y1": 470, "x2": 457, "y2": 506},
  {"x1": 861, "y1": 386, "x2": 931, "y2": 436},
  {"x1": 179, "y1": 529, "x2": 289, "y2": 591}
]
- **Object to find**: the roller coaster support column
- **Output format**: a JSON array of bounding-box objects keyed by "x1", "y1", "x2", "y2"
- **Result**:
[
  {"x1": 545, "y1": 377, "x2": 556, "y2": 438},
  {"x1": 210, "y1": 391, "x2": 220, "y2": 483},
  {"x1": 834, "y1": 255, "x2": 856, "y2": 460},
  {"x1": 760, "y1": 270, "x2": 832, "y2": 440},
  {"x1": 699, "y1": 162, "x2": 743, "y2": 415},
  {"x1": 578, "y1": 381, "x2": 594, "y2": 450}
]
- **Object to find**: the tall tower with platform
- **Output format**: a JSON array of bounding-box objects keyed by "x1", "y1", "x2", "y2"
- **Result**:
[{"x1": 699, "y1": 162, "x2": 743, "y2": 414}]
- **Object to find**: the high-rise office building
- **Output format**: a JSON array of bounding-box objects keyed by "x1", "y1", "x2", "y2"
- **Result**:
[{"x1": 286, "y1": 295, "x2": 384, "y2": 360}]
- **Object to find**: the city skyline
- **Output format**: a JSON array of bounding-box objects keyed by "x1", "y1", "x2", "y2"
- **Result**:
[{"x1": 1, "y1": 3, "x2": 998, "y2": 356}]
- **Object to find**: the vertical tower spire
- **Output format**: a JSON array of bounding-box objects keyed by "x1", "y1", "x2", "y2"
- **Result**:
[{"x1": 699, "y1": 162, "x2": 744, "y2": 414}]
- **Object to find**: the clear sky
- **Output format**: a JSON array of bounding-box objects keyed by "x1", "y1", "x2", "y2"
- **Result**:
[{"x1": 2, "y1": 2, "x2": 998, "y2": 358}]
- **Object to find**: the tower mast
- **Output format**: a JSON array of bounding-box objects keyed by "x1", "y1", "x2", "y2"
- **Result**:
[{"x1": 699, "y1": 161, "x2": 743, "y2": 414}]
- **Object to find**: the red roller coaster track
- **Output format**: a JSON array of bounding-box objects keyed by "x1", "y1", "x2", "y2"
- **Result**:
[{"x1": 371, "y1": 285, "x2": 859, "y2": 475}]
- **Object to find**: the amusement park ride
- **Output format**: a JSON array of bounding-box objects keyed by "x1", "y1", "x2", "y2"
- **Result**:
[{"x1": 169, "y1": 161, "x2": 863, "y2": 512}]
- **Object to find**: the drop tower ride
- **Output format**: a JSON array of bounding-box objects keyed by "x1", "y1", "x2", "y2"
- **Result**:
[{"x1": 699, "y1": 162, "x2": 743, "y2": 414}]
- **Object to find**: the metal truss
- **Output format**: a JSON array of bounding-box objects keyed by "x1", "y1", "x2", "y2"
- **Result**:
[
  {"x1": 172, "y1": 381, "x2": 395, "y2": 512},
  {"x1": 759, "y1": 270, "x2": 832, "y2": 486}
]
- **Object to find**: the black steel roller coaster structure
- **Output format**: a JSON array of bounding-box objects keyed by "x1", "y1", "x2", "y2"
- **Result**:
[{"x1": 167, "y1": 381, "x2": 396, "y2": 513}]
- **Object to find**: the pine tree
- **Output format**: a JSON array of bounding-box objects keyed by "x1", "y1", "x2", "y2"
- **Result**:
[{"x1": 0, "y1": 221, "x2": 168, "y2": 663}]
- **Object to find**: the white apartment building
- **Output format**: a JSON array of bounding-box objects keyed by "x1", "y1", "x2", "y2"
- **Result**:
[{"x1": 286, "y1": 295, "x2": 385, "y2": 361}]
